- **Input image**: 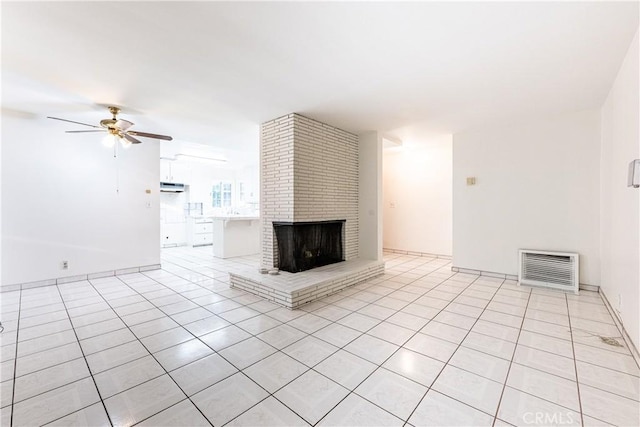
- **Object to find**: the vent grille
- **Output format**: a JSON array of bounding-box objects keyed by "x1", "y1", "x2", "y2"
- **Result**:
[{"x1": 519, "y1": 250, "x2": 579, "y2": 294}]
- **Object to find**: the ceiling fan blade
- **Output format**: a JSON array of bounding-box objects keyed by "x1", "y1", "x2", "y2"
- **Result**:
[
  {"x1": 127, "y1": 130, "x2": 173, "y2": 141},
  {"x1": 65, "y1": 130, "x2": 106, "y2": 133},
  {"x1": 122, "y1": 133, "x2": 142, "y2": 144},
  {"x1": 47, "y1": 116, "x2": 101, "y2": 128},
  {"x1": 115, "y1": 119, "x2": 134, "y2": 131}
]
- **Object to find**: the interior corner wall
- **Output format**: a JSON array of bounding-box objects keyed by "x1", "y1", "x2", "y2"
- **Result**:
[
  {"x1": 1, "y1": 116, "x2": 160, "y2": 286},
  {"x1": 383, "y1": 135, "x2": 453, "y2": 256},
  {"x1": 600, "y1": 29, "x2": 639, "y2": 351},
  {"x1": 359, "y1": 131, "x2": 383, "y2": 261},
  {"x1": 452, "y1": 109, "x2": 601, "y2": 284}
]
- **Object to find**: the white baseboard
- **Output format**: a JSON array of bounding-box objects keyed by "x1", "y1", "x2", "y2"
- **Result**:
[
  {"x1": 579, "y1": 283, "x2": 599, "y2": 292},
  {"x1": 0, "y1": 264, "x2": 162, "y2": 293},
  {"x1": 384, "y1": 248, "x2": 452, "y2": 260},
  {"x1": 451, "y1": 266, "x2": 600, "y2": 292},
  {"x1": 451, "y1": 266, "x2": 519, "y2": 281}
]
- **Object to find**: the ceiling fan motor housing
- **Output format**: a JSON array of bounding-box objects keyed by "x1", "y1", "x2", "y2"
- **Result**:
[{"x1": 100, "y1": 119, "x2": 118, "y2": 129}]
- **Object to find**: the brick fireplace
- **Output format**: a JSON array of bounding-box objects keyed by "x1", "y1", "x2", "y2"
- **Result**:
[
  {"x1": 273, "y1": 220, "x2": 345, "y2": 273},
  {"x1": 261, "y1": 113, "x2": 359, "y2": 270},
  {"x1": 229, "y1": 113, "x2": 384, "y2": 308}
]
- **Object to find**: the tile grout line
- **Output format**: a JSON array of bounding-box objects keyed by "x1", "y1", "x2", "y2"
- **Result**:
[
  {"x1": 81, "y1": 275, "x2": 215, "y2": 427},
  {"x1": 10, "y1": 353, "x2": 86, "y2": 384},
  {"x1": 301, "y1": 267, "x2": 461, "y2": 424},
  {"x1": 9, "y1": 287, "x2": 22, "y2": 427},
  {"x1": 233, "y1": 253, "x2": 601, "y2": 416},
  {"x1": 402, "y1": 275, "x2": 509, "y2": 426},
  {"x1": 218, "y1": 282, "x2": 409, "y2": 424},
  {"x1": 313, "y1": 269, "x2": 489, "y2": 426},
  {"x1": 182, "y1": 249, "x2": 636, "y2": 423},
  {"x1": 10, "y1": 249, "x2": 632, "y2": 426},
  {"x1": 565, "y1": 292, "x2": 585, "y2": 426},
  {"x1": 488, "y1": 307, "x2": 638, "y2": 361},
  {"x1": 134, "y1": 270, "x2": 295, "y2": 350},
  {"x1": 220, "y1": 258, "x2": 455, "y2": 426},
  {"x1": 491, "y1": 286, "x2": 533, "y2": 427},
  {"x1": 597, "y1": 289, "x2": 640, "y2": 369},
  {"x1": 124, "y1": 265, "x2": 340, "y2": 426},
  {"x1": 138, "y1": 267, "x2": 327, "y2": 426},
  {"x1": 14, "y1": 276, "x2": 625, "y2": 423},
  {"x1": 107, "y1": 271, "x2": 279, "y2": 406},
  {"x1": 46, "y1": 283, "x2": 115, "y2": 426}
]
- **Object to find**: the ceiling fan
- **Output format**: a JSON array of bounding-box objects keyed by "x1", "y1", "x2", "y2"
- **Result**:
[{"x1": 48, "y1": 106, "x2": 173, "y2": 147}]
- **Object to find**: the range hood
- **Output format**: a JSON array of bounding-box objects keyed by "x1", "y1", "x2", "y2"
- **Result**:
[{"x1": 160, "y1": 182, "x2": 185, "y2": 192}]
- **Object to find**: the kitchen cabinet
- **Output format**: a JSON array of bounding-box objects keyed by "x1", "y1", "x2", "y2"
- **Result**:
[
  {"x1": 160, "y1": 159, "x2": 172, "y2": 182},
  {"x1": 187, "y1": 217, "x2": 213, "y2": 247},
  {"x1": 160, "y1": 159, "x2": 191, "y2": 183},
  {"x1": 161, "y1": 223, "x2": 187, "y2": 247}
]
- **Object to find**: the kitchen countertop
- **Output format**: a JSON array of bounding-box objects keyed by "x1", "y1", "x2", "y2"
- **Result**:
[
  {"x1": 191, "y1": 215, "x2": 260, "y2": 221},
  {"x1": 210, "y1": 216, "x2": 259, "y2": 221}
]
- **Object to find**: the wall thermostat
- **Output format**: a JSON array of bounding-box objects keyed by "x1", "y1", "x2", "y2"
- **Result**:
[{"x1": 628, "y1": 159, "x2": 640, "y2": 188}]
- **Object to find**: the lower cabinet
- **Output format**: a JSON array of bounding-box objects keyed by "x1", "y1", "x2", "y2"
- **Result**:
[
  {"x1": 161, "y1": 223, "x2": 187, "y2": 247},
  {"x1": 188, "y1": 218, "x2": 214, "y2": 247}
]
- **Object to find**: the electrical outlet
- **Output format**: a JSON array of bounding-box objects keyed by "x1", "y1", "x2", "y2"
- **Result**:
[{"x1": 61, "y1": 261, "x2": 69, "y2": 270}]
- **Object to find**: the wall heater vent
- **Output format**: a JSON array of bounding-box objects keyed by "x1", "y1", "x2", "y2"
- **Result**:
[{"x1": 518, "y1": 249, "x2": 579, "y2": 294}]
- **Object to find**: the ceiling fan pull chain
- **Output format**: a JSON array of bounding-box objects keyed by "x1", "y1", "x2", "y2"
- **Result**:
[{"x1": 115, "y1": 145, "x2": 120, "y2": 194}]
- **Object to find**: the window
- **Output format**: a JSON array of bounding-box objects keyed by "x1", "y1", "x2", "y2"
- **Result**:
[
  {"x1": 238, "y1": 182, "x2": 245, "y2": 203},
  {"x1": 212, "y1": 181, "x2": 232, "y2": 207},
  {"x1": 222, "y1": 182, "x2": 232, "y2": 207},
  {"x1": 212, "y1": 183, "x2": 221, "y2": 207}
]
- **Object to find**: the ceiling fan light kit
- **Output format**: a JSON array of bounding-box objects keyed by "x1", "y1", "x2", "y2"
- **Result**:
[
  {"x1": 48, "y1": 106, "x2": 173, "y2": 149},
  {"x1": 102, "y1": 132, "x2": 132, "y2": 148}
]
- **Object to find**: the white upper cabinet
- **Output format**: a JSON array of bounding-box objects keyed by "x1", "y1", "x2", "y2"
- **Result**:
[{"x1": 160, "y1": 159, "x2": 191, "y2": 184}]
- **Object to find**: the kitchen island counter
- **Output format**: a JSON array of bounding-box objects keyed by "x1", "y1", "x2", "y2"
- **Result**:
[{"x1": 210, "y1": 216, "x2": 260, "y2": 258}]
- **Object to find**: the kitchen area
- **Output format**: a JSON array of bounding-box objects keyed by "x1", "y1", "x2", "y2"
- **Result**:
[{"x1": 159, "y1": 141, "x2": 260, "y2": 259}]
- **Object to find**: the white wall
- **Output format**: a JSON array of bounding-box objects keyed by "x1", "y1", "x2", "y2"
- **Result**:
[
  {"x1": 383, "y1": 135, "x2": 452, "y2": 256},
  {"x1": 2, "y1": 116, "x2": 160, "y2": 286},
  {"x1": 600, "y1": 29, "x2": 639, "y2": 350},
  {"x1": 187, "y1": 162, "x2": 236, "y2": 211},
  {"x1": 162, "y1": 159, "x2": 259, "y2": 215},
  {"x1": 453, "y1": 110, "x2": 601, "y2": 284},
  {"x1": 359, "y1": 131, "x2": 383, "y2": 261}
]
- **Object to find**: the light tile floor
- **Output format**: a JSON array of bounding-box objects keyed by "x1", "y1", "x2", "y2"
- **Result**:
[{"x1": 1, "y1": 247, "x2": 639, "y2": 426}]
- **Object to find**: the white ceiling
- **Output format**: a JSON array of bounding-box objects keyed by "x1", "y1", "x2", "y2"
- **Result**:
[{"x1": 2, "y1": 1, "x2": 638, "y2": 152}]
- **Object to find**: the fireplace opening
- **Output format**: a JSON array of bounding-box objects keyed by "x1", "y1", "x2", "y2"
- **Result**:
[{"x1": 273, "y1": 220, "x2": 345, "y2": 273}]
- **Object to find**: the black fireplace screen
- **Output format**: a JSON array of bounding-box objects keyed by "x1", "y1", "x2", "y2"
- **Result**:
[{"x1": 273, "y1": 220, "x2": 345, "y2": 273}]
